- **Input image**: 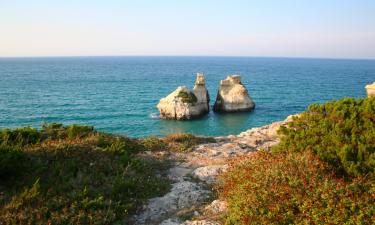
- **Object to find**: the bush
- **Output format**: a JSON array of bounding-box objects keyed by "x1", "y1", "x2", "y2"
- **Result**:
[
  {"x1": 274, "y1": 97, "x2": 375, "y2": 177},
  {"x1": 66, "y1": 124, "x2": 94, "y2": 139},
  {"x1": 164, "y1": 133, "x2": 216, "y2": 152},
  {"x1": 41, "y1": 123, "x2": 67, "y2": 140},
  {"x1": 0, "y1": 127, "x2": 41, "y2": 146},
  {"x1": 41, "y1": 123, "x2": 94, "y2": 140},
  {"x1": 178, "y1": 91, "x2": 198, "y2": 103},
  {"x1": 219, "y1": 151, "x2": 374, "y2": 225},
  {"x1": 141, "y1": 136, "x2": 168, "y2": 152},
  {"x1": 0, "y1": 145, "x2": 26, "y2": 180}
]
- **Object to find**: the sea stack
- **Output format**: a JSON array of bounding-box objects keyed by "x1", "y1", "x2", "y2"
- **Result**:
[
  {"x1": 213, "y1": 75, "x2": 255, "y2": 112},
  {"x1": 157, "y1": 73, "x2": 209, "y2": 120},
  {"x1": 193, "y1": 73, "x2": 210, "y2": 112},
  {"x1": 365, "y1": 82, "x2": 375, "y2": 97}
]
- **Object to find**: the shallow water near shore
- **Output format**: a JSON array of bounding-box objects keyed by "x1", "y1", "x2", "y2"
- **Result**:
[{"x1": 1, "y1": 56, "x2": 374, "y2": 137}]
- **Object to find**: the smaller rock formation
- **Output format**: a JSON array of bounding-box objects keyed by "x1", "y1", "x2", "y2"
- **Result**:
[
  {"x1": 157, "y1": 73, "x2": 209, "y2": 120},
  {"x1": 365, "y1": 82, "x2": 375, "y2": 97},
  {"x1": 213, "y1": 75, "x2": 255, "y2": 112},
  {"x1": 193, "y1": 73, "x2": 210, "y2": 112}
]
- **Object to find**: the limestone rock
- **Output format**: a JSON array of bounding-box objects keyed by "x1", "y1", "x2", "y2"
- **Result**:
[
  {"x1": 365, "y1": 82, "x2": 375, "y2": 97},
  {"x1": 193, "y1": 73, "x2": 210, "y2": 112},
  {"x1": 213, "y1": 75, "x2": 255, "y2": 112},
  {"x1": 205, "y1": 200, "x2": 228, "y2": 214},
  {"x1": 182, "y1": 220, "x2": 221, "y2": 225},
  {"x1": 159, "y1": 218, "x2": 181, "y2": 225},
  {"x1": 134, "y1": 181, "x2": 210, "y2": 224},
  {"x1": 157, "y1": 73, "x2": 209, "y2": 120},
  {"x1": 192, "y1": 165, "x2": 228, "y2": 184}
]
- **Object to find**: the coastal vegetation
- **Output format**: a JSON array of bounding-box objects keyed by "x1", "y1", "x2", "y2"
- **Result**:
[
  {"x1": 218, "y1": 97, "x2": 375, "y2": 224},
  {"x1": 1, "y1": 97, "x2": 374, "y2": 224},
  {"x1": 177, "y1": 90, "x2": 198, "y2": 104},
  {"x1": 0, "y1": 124, "x2": 212, "y2": 224}
]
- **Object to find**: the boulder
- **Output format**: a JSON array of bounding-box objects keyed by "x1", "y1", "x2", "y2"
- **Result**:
[
  {"x1": 213, "y1": 75, "x2": 255, "y2": 112},
  {"x1": 157, "y1": 73, "x2": 209, "y2": 120},
  {"x1": 365, "y1": 82, "x2": 375, "y2": 97}
]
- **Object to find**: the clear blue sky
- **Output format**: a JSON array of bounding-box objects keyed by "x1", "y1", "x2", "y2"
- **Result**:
[{"x1": 1, "y1": 0, "x2": 375, "y2": 58}]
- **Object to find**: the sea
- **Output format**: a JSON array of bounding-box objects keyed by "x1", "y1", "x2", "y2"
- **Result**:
[{"x1": 0, "y1": 56, "x2": 374, "y2": 137}]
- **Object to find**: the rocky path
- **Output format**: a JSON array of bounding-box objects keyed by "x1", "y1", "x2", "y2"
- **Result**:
[{"x1": 133, "y1": 116, "x2": 294, "y2": 225}]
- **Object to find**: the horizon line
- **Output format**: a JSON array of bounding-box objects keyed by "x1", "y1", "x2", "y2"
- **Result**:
[{"x1": 1, "y1": 55, "x2": 375, "y2": 61}]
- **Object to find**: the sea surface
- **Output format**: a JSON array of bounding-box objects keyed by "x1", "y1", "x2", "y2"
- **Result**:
[{"x1": 0, "y1": 56, "x2": 374, "y2": 137}]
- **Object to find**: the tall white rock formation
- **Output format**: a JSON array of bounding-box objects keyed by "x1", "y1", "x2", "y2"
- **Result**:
[
  {"x1": 157, "y1": 73, "x2": 209, "y2": 120},
  {"x1": 213, "y1": 75, "x2": 255, "y2": 112}
]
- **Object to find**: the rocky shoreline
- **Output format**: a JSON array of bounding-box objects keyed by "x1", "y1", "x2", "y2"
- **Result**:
[{"x1": 132, "y1": 115, "x2": 296, "y2": 225}]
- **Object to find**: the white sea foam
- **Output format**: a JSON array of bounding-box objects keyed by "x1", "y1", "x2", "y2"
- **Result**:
[{"x1": 150, "y1": 113, "x2": 160, "y2": 119}]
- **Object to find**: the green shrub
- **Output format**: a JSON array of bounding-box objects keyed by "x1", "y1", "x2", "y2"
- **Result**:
[
  {"x1": 0, "y1": 127, "x2": 41, "y2": 146},
  {"x1": 66, "y1": 124, "x2": 94, "y2": 139},
  {"x1": 141, "y1": 136, "x2": 168, "y2": 151},
  {"x1": 0, "y1": 145, "x2": 26, "y2": 180},
  {"x1": 178, "y1": 91, "x2": 198, "y2": 103},
  {"x1": 41, "y1": 123, "x2": 67, "y2": 140},
  {"x1": 0, "y1": 125, "x2": 170, "y2": 224},
  {"x1": 274, "y1": 97, "x2": 375, "y2": 177},
  {"x1": 7, "y1": 179, "x2": 40, "y2": 210},
  {"x1": 219, "y1": 151, "x2": 374, "y2": 225},
  {"x1": 164, "y1": 133, "x2": 215, "y2": 152}
]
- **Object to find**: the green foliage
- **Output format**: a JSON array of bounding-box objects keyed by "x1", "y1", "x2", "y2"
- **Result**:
[
  {"x1": 139, "y1": 133, "x2": 215, "y2": 152},
  {"x1": 0, "y1": 125, "x2": 170, "y2": 224},
  {"x1": 0, "y1": 127, "x2": 41, "y2": 146},
  {"x1": 178, "y1": 91, "x2": 198, "y2": 103},
  {"x1": 0, "y1": 145, "x2": 26, "y2": 180},
  {"x1": 219, "y1": 151, "x2": 374, "y2": 225},
  {"x1": 274, "y1": 97, "x2": 375, "y2": 177},
  {"x1": 0, "y1": 124, "x2": 95, "y2": 147},
  {"x1": 41, "y1": 123, "x2": 68, "y2": 140},
  {"x1": 141, "y1": 136, "x2": 168, "y2": 151},
  {"x1": 164, "y1": 133, "x2": 216, "y2": 152},
  {"x1": 66, "y1": 124, "x2": 94, "y2": 139},
  {"x1": 8, "y1": 179, "x2": 40, "y2": 210}
]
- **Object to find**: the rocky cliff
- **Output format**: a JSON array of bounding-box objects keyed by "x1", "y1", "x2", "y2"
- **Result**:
[{"x1": 213, "y1": 75, "x2": 255, "y2": 112}]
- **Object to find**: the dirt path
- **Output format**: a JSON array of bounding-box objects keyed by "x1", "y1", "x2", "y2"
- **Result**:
[{"x1": 133, "y1": 116, "x2": 294, "y2": 225}]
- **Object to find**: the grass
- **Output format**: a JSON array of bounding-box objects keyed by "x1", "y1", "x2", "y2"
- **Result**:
[
  {"x1": 142, "y1": 133, "x2": 216, "y2": 153},
  {"x1": 0, "y1": 124, "x2": 214, "y2": 224},
  {"x1": 0, "y1": 124, "x2": 171, "y2": 224}
]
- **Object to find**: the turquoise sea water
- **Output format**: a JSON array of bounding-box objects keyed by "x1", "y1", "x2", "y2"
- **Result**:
[{"x1": 0, "y1": 57, "x2": 374, "y2": 137}]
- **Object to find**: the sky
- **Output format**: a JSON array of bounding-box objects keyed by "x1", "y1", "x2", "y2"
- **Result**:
[{"x1": 0, "y1": 0, "x2": 375, "y2": 59}]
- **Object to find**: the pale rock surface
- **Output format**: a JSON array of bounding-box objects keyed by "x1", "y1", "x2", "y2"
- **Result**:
[
  {"x1": 365, "y1": 82, "x2": 375, "y2": 97},
  {"x1": 157, "y1": 73, "x2": 209, "y2": 120},
  {"x1": 192, "y1": 165, "x2": 228, "y2": 185},
  {"x1": 182, "y1": 220, "x2": 221, "y2": 225},
  {"x1": 158, "y1": 219, "x2": 220, "y2": 225},
  {"x1": 193, "y1": 73, "x2": 210, "y2": 112},
  {"x1": 213, "y1": 75, "x2": 255, "y2": 112},
  {"x1": 134, "y1": 181, "x2": 211, "y2": 224},
  {"x1": 204, "y1": 200, "x2": 228, "y2": 214},
  {"x1": 159, "y1": 218, "x2": 181, "y2": 225}
]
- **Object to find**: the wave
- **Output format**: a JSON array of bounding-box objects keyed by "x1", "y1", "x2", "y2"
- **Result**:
[{"x1": 149, "y1": 113, "x2": 160, "y2": 119}]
